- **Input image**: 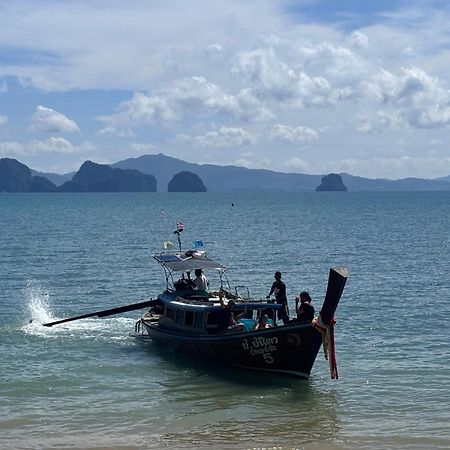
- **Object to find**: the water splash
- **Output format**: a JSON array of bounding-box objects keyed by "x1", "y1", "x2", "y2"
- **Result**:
[
  {"x1": 21, "y1": 281, "x2": 135, "y2": 339},
  {"x1": 22, "y1": 281, "x2": 56, "y2": 334}
]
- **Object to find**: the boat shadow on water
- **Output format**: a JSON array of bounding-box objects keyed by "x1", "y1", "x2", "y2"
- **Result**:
[
  {"x1": 137, "y1": 340, "x2": 341, "y2": 449},
  {"x1": 138, "y1": 337, "x2": 307, "y2": 388}
]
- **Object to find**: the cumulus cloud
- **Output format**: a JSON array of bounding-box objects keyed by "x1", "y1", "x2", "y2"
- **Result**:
[
  {"x1": 285, "y1": 157, "x2": 312, "y2": 172},
  {"x1": 359, "y1": 67, "x2": 450, "y2": 131},
  {"x1": 0, "y1": 137, "x2": 93, "y2": 156},
  {"x1": 97, "y1": 77, "x2": 269, "y2": 134},
  {"x1": 97, "y1": 125, "x2": 135, "y2": 138},
  {"x1": 233, "y1": 48, "x2": 339, "y2": 107},
  {"x1": 271, "y1": 124, "x2": 318, "y2": 143},
  {"x1": 177, "y1": 126, "x2": 256, "y2": 148},
  {"x1": 234, "y1": 157, "x2": 271, "y2": 169},
  {"x1": 349, "y1": 31, "x2": 369, "y2": 49},
  {"x1": 2, "y1": 1, "x2": 450, "y2": 177},
  {"x1": 29, "y1": 106, "x2": 80, "y2": 133},
  {"x1": 130, "y1": 142, "x2": 156, "y2": 152}
]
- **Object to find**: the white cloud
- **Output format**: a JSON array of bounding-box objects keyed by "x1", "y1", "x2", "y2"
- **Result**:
[
  {"x1": 271, "y1": 124, "x2": 318, "y2": 143},
  {"x1": 29, "y1": 106, "x2": 80, "y2": 133},
  {"x1": 285, "y1": 157, "x2": 312, "y2": 172},
  {"x1": 349, "y1": 31, "x2": 369, "y2": 49},
  {"x1": 97, "y1": 77, "x2": 269, "y2": 134},
  {"x1": 356, "y1": 111, "x2": 403, "y2": 135},
  {"x1": 0, "y1": 115, "x2": 8, "y2": 126},
  {"x1": 177, "y1": 127, "x2": 256, "y2": 148},
  {"x1": 234, "y1": 157, "x2": 271, "y2": 169},
  {"x1": 130, "y1": 142, "x2": 156, "y2": 153},
  {"x1": 0, "y1": 137, "x2": 93, "y2": 156},
  {"x1": 97, "y1": 125, "x2": 135, "y2": 138},
  {"x1": 359, "y1": 67, "x2": 450, "y2": 131},
  {"x1": 0, "y1": 0, "x2": 289, "y2": 91},
  {"x1": 1, "y1": 1, "x2": 450, "y2": 177}
]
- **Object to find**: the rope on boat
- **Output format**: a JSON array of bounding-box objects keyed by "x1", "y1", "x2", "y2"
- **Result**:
[{"x1": 312, "y1": 315, "x2": 339, "y2": 379}]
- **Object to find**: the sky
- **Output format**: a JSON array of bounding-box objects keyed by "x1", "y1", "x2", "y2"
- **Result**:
[{"x1": 1, "y1": 0, "x2": 450, "y2": 179}]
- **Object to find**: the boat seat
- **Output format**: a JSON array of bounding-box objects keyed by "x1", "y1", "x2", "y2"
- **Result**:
[{"x1": 239, "y1": 318, "x2": 256, "y2": 331}]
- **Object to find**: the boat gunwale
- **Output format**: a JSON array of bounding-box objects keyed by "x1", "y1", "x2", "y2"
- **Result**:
[{"x1": 140, "y1": 319, "x2": 317, "y2": 342}]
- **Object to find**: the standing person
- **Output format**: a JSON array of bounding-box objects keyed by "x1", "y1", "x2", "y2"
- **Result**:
[
  {"x1": 266, "y1": 271, "x2": 289, "y2": 324},
  {"x1": 193, "y1": 268, "x2": 209, "y2": 290},
  {"x1": 292, "y1": 291, "x2": 315, "y2": 323}
]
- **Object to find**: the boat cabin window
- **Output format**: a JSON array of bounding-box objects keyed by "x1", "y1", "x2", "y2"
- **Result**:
[
  {"x1": 166, "y1": 307, "x2": 176, "y2": 321},
  {"x1": 184, "y1": 310, "x2": 195, "y2": 327},
  {"x1": 176, "y1": 310, "x2": 185, "y2": 325},
  {"x1": 205, "y1": 310, "x2": 229, "y2": 331},
  {"x1": 195, "y1": 312, "x2": 204, "y2": 328}
]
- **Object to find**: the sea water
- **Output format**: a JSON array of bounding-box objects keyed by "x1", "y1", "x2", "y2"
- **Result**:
[{"x1": 0, "y1": 192, "x2": 449, "y2": 450}]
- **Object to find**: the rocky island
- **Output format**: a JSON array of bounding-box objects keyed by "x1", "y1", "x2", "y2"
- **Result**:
[
  {"x1": 58, "y1": 161, "x2": 157, "y2": 192},
  {"x1": 316, "y1": 173, "x2": 348, "y2": 191},
  {"x1": 168, "y1": 171, "x2": 207, "y2": 192},
  {"x1": 0, "y1": 158, "x2": 157, "y2": 192},
  {"x1": 0, "y1": 158, "x2": 56, "y2": 192}
]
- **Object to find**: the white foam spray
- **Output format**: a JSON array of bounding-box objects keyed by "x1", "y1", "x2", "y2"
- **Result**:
[
  {"x1": 22, "y1": 281, "x2": 58, "y2": 336},
  {"x1": 22, "y1": 280, "x2": 135, "y2": 339}
]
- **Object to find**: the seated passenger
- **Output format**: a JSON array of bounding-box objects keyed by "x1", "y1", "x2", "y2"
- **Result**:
[
  {"x1": 226, "y1": 300, "x2": 245, "y2": 333},
  {"x1": 255, "y1": 314, "x2": 272, "y2": 331},
  {"x1": 174, "y1": 272, "x2": 195, "y2": 291},
  {"x1": 291, "y1": 291, "x2": 315, "y2": 323},
  {"x1": 185, "y1": 271, "x2": 196, "y2": 289},
  {"x1": 193, "y1": 268, "x2": 209, "y2": 291}
]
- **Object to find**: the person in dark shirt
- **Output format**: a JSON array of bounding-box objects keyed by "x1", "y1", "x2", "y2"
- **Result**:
[
  {"x1": 293, "y1": 291, "x2": 315, "y2": 323},
  {"x1": 266, "y1": 271, "x2": 289, "y2": 324}
]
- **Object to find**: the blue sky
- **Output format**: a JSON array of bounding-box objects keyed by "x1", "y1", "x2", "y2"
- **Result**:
[{"x1": 1, "y1": 0, "x2": 450, "y2": 178}]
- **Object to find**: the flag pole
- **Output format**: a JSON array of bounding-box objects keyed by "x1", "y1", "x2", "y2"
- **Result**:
[{"x1": 174, "y1": 221, "x2": 185, "y2": 251}]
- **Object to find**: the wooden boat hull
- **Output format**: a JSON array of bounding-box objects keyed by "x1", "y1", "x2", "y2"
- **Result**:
[{"x1": 139, "y1": 321, "x2": 323, "y2": 378}]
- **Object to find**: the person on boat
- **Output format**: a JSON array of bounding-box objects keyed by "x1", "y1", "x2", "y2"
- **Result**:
[
  {"x1": 174, "y1": 271, "x2": 196, "y2": 291},
  {"x1": 291, "y1": 291, "x2": 315, "y2": 323},
  {"x1": 193, "y1": 268, "x2": 209, "y2": 291},
  {"x1": 185, "y1": 271, "x2": 196, "y2": 289},
  {"x1": 266, "y1": 271, "x2": 289, "y2": 324},
  {"x1": 255, "y1": 314, "x2": 272, "y2": 331},
  {"x1": 225, "y1": 300, "x2": 245, "y2": 332}
]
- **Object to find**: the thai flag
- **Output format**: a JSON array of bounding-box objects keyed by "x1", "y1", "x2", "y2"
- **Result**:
[{"x1": 176, "y1": 221, "x2": 185, "y2": 232}]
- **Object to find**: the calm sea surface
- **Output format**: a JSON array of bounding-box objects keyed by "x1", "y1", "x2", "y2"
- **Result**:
[{"x1": 1, "y1": 192, "x2": 449, "y2": 450}]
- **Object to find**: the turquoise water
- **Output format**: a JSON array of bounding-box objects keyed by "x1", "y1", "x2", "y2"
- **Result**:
[{"x1": 1, "y1": 192, "x2": 449, "y2": 450}]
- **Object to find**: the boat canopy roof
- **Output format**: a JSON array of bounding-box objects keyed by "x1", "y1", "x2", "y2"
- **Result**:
[{"x1": 154, "y1": 250, "x2": 226, "y2": 272}]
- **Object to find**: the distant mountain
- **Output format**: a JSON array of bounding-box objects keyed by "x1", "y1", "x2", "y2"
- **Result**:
[
  {"x1": 113, "y1": 153, "x2": 450, "y2": 192},
  {"x1": 29, "y1": 176, "x2": 56, "y2": 192},
  {"x1": 31, "y1": 169, "x2": 74, "y2": 186},
  {"x1": 168, "y1": 171, "x2": 207, "y2": 192},
  {"x1": 0, "y1": 158, "x2": 32, "y2": 192},
  {"x1": 0, "y1": 158, "x2": 55, "y2": 192},
  {"x1": 3, "y1": 154, "x2": 450, "y2": 193},
  {"x1": 58, "y1": 161, "x2": 157, "y2": 192},
  {"x1": 113, "y1": 153, "x2": 321, "y2": 192},
  {"x1": 340, "y1": 173, "x2": 450, "y2": 191}
]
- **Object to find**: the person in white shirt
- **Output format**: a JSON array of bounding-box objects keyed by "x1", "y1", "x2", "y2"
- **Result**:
[{"x1": 193, "y1": 268, "x2": 209, "y2": 290}]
